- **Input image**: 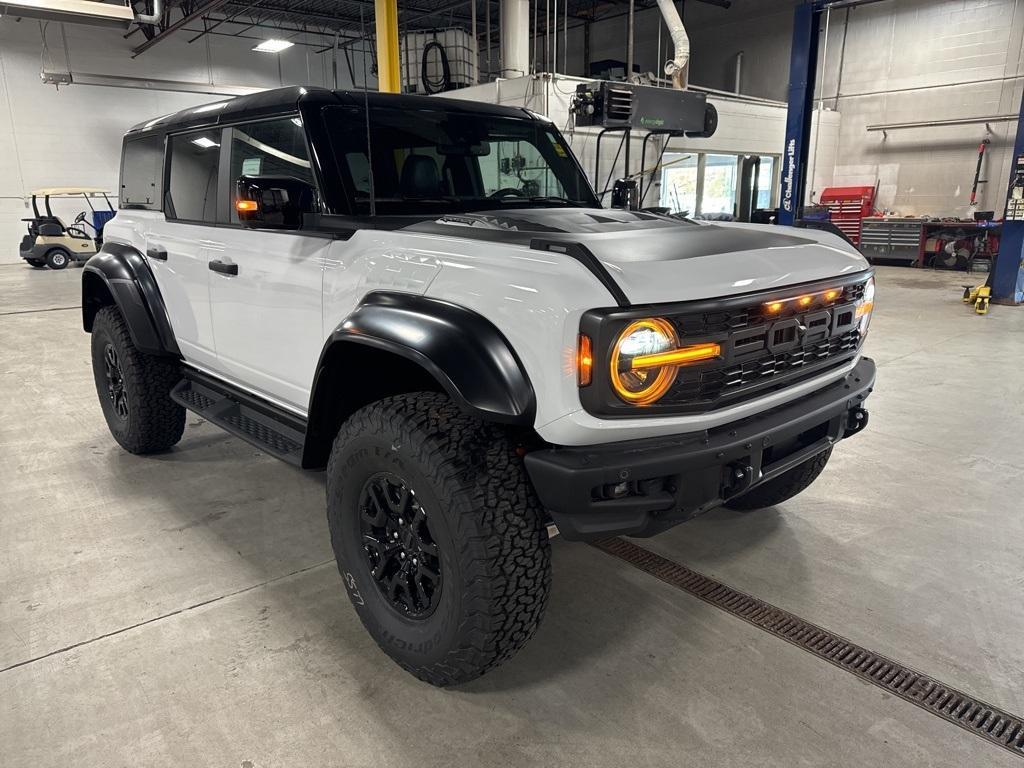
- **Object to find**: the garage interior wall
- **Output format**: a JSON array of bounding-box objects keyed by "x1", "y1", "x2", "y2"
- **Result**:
[
  {"x1": 0, "y1": 21, "x2": 373, "y2": 263},
  {"x1": 572, "y1": 0, "x2": 1022, "y2": 217}
]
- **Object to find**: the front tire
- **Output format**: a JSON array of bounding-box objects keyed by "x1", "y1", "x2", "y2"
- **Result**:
[
  {"x1": 724, "y1": 447, "x2": 832, "y2": 511},
  {"x1": 45, "y1": 248, "x2": 70, "y2": 270},
  {"x1": 90, "y1": 305, "x2": 185, "y2": 454},
  {"x1": 327, "y1": 392, "x2": 551, "y2": 687}
]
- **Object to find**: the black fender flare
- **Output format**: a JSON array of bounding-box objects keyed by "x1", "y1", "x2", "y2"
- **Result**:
[
  {"x1": 310, "y1": 291, "x2": 536, "y2": 430},
  {"x1": 82, "y1": 242, "x2": 180, "y2": 357}
]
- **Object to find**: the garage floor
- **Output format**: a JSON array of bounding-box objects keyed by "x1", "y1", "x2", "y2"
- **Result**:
[{"x1": 2, "y1": 264, "x2": 1022, "y2": 767}]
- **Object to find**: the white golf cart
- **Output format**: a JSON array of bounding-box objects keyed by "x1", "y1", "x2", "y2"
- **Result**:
[{"x1": 19, "y1": 188, "x2": 116, "y2": 270}]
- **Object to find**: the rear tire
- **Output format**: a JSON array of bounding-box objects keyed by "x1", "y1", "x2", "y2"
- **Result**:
[
  {"x1": 326, "y1": 392, "x2": 551, "y2": 687},
  {"x1": 724, "y1": 447, "x2": 833, "y2": 511},
  {"x1": 27, "y1": 259, "x2": 46, "y2": 269},
  {"x1": 90, "y1": 305, "x2": 185, "y2": 454},
  {"x1": 45, "y1": 249, "x2": 70, "y2": 270}
]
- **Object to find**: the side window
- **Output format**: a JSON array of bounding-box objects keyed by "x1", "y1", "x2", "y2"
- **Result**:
[
  {"x1": 228, "y1": 117, "x2": 315, "y2": 223},
  {"x1": 167, "y1": 130, "x2": 221, "y2": 223},
  {"x1": 120, "y1": 135, "x2": 164, "y2": 210}
]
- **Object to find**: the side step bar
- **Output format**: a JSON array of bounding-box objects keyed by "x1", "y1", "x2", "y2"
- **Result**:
[{"x1": 170, "y1": 370, "x2": 307, "y2": 466}]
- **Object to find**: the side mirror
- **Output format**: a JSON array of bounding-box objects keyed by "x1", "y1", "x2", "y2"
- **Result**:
[{"x1": 235, "y1": 175, "x2": 316, "y2": 230}]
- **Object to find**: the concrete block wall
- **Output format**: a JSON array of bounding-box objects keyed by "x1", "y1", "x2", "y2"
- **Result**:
[{"x1": 820, "y1": 0, "x2": 1024, "y2": 217}]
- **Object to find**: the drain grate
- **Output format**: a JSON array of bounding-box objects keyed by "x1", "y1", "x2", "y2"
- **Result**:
[{"x1": 590, "y1": 536, "x2": 1024, "y2": 759}]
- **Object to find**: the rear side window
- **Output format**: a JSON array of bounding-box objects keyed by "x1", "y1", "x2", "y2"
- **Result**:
[
  {"x1": 166, "y1": 130, "x2": 221, "y2": 223},
  {"x1": 227, "y1": 117, "x2": 315, "y2": 223},
  {"x1": 120, "y1": 135, "x2": 164, "y2": 210}
]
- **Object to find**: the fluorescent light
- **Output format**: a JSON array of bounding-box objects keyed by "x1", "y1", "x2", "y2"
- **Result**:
[
  {"x1": 253, "y1": 39, "x2": 294, "y2": 53},
  {"x1": 191, "y1": 136, "x2": 219, "y2": 149}
]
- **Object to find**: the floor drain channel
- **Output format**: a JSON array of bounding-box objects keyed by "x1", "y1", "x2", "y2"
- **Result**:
[{"x1": 590, "y1": 536, "x2": 1024, "y2": 759}]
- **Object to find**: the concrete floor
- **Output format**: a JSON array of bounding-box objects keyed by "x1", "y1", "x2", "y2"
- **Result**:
[{"x1": 1, "y1": 263, "x2": 1022, "y2": 767}]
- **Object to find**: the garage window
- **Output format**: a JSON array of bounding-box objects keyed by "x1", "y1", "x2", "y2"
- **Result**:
[
  {"x1": 120, "y1": 135, "x2": 164, "y2": 210},
  {"x1": 166, "y1": 130, "x2": 222, "y2": 223}
]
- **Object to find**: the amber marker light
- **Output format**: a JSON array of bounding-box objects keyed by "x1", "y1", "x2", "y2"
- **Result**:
[
  {"x1": 577, "y1": 334, "x2": 593, "y2": 386},
  {"x1": 798, "y1": 295, "x2": 813, "y2": 307},
  {"x1": 824, "y1": 289, "x2": 840, "y2": 301},
  {"x1": 767, "y1": 301, "x2": 784, "y2": 313},
  {"x1": 236, "y1": 199, "x2": 259, "y2": 212},
  {"x1": 856, "y1": 300, "x2": 874, "y2": 318},
  {"x1": 630, "y1": 342, "x2": 721, "y2": 370}
]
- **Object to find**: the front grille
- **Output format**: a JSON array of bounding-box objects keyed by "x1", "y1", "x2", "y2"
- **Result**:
[
  {"x1": 670, "y1": 281, "x2": 864, "y2": 337},
  {"x1": 666, "y1": 329, "x2": 861, "y2": 411},
  {"x1": 578, "y1": 273, "x2": 872, "y2": 418}
]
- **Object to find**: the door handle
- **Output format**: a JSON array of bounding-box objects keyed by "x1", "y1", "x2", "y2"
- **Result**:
[
  {"x1": 147, "y1": 245, "x2": 168, "y2": 261},
  {"x1": 208, "y1": 259, "x2": 238, "y2": 276}
]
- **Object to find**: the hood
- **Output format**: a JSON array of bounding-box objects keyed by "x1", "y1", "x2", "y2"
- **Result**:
[{"x1": 407, "y1": 208, "x2": 870, "y2": 305}]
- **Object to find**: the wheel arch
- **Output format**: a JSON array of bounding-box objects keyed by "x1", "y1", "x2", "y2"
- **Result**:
[
  {"x1": 82, "y1": 242, "x2": 180, "y2": 357},
  {"x1": 302, "y1": 292, "x2": 536, "y2": 469}
]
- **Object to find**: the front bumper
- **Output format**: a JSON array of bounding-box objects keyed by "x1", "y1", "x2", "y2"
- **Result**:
[{"x1": 524, "y1": 357, "x2": 875, "y2": 540}]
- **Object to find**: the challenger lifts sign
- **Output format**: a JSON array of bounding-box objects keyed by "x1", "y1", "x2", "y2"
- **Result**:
[{"x1": 782, "y1": 139, "x2": 796, "y2": 213}]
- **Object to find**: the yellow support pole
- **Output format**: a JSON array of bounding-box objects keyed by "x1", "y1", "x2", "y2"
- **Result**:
[{"x1": 374, "y1": 0, "x2": 401, "y2": 93}]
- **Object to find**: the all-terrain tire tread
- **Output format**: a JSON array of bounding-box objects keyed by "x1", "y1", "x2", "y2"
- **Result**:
[
  {"x1": 327, "y1": 392, "x2": 551, "y2": 687},
  {"x1": 92, "y1": 305, "x2": 185, "y2": 454}
]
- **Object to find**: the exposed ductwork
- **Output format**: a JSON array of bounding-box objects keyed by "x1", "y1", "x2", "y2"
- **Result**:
[
  {"x1": 500, "y1": 0, "x2": 530, "y2": 78},
  {"x1": 656, "y1": 0, "x2": 690, "y2": 89}
]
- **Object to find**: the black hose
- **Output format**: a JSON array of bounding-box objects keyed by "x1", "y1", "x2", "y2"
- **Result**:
[{"x1": 421, "y1": 40, "x2": 451, "y2": 94}]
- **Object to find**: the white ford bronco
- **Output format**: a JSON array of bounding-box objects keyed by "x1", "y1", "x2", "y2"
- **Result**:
[{"x1": 84, "y1": 87, "x2": 875, "y2": 686}]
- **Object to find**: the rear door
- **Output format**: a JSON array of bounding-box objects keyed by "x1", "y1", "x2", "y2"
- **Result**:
[
  {"x1": 144, "y1": 128, "x2": 226, "y2": 370},
  {"x1": 207, "y1": 116, "x2": 327, "y2": 412}
]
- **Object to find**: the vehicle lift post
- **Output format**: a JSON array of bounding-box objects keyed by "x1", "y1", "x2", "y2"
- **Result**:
[
  {"x1": 991, "y1": 82, "x2": 1024, "y2": 305},
  {"x1": 778, "y1": 1, "x2": 821, "y2": 226},
  {"x1": 779, "y1": 1, "x2": 893, "y2": 227}
]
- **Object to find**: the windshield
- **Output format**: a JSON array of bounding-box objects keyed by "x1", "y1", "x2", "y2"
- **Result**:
[{"x1": 324, "y1": 105, "x2": 598, "y2": 215}]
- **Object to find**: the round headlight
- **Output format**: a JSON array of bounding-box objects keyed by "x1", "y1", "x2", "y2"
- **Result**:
[{"x1": 610, "y1": 318, "x2": 679, "y2": 405}]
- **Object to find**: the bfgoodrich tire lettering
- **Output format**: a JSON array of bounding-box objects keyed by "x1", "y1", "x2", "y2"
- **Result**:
[
  {"x1": 724, "y1": 446, "x2": 833, "y2": 511},
  {"x1": 326, "y1": 392, "x2": 551, "y2": 686},
  {"x1": 90, "y1": 305, "x2": 185, "y2": 454}
]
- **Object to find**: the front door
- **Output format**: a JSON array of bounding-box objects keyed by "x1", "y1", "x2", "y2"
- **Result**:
[{"x1": 207, "y1": 117, "x2": 326, "y2": 412}]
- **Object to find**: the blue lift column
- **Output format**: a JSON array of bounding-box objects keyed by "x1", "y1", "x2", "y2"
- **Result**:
[
  {"x1": 778, "y1": 2, "x2": 821, "y2": 226},
  {"x1": 992, "y1": 91, "x2": 1024, "y2": 305}
]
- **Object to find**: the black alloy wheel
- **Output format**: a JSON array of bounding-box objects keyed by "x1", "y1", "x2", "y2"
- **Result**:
[
  {"x1": 359, "y1": 472, "x2": 442, "y2": 618},
  {"x1": 103, "y1": 343, "x2": 129, "y2": 421}
]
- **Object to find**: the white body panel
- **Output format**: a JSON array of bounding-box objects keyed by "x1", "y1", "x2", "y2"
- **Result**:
[
  {"x1": 114, "y1": 213, "x2": 220, "y2": 370},
  {"x1": 207, "y1": 229, "x2": 327, "y2": 409},
  {"x1": 104, "y1": 211, "x2": 870, "y2": 448}
]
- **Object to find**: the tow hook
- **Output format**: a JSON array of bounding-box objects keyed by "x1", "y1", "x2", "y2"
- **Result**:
[
  {"x1": 723, "y1": 463, "x2": 754, "y2": 499},
  {"x1": 846, "y1": 407, "x2": 869, "y2": 436}
]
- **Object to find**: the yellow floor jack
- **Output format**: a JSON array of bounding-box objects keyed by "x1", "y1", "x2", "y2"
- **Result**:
[{"x1": 962, "y1": 280, "x2": 992, "y2": 314}]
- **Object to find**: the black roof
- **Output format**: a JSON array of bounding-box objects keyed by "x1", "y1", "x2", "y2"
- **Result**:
[{"x1": 125, "y1": 86, "x2": 540, "y2": 137}]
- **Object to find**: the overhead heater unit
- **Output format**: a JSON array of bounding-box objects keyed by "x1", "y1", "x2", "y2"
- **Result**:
[{"x1": 0, "y1": 0, "x2": 135, "y2": 28}]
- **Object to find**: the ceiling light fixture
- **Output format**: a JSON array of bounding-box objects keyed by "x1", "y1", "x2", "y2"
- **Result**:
[{"x1": 253, "y1": 39, "x2": 294, "y2": 53}]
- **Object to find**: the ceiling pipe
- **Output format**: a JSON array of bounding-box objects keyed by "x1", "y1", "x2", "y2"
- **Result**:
[
  {"x1": 656, "y1": 0, "x2": 689, "y2": 89},
  {"x1": 135, "y1": 0, "x2": 161, "y2": 25}
]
